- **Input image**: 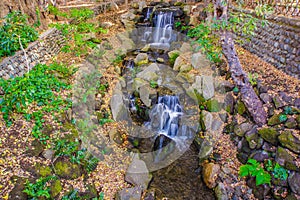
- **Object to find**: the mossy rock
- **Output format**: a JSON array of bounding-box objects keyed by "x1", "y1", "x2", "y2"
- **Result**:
[
  {"x1": 278, "y1": 130, "x2": 300, "y2": 154},
  {"x1": 61, "y1": 122, "x2": 79, "y2": 141},
  {"x1": 296, "y1": 115, "x2": 300, "y2": 128},
  {"x1": 9, "y1": 176, "x2": 31, "y2": 200},
  {"x1": 35, "y1": 164, "x2": 52, "y2": 177},
  {"x1": 235, "y1": 100, "x2": 246, "y2": 115},
  {"x1": 205, "y1": 99, "x2": 222, "y2": 112},
  {"x1": 258, "y1": 127, "x2": 279, "y2": 145},
  {"x1": 276, "y1": 147, "x2": 299, "y2": 171},
  {"x1": 50, "y1": 179, "x2": 62, "y2": 198},
  {"x1": 268, "y1": 114, "x2": 288, "y2": 126},
  {"x1": 79, "y1": 184, "x2": 98, "y2": 199},
  {"x1": 54, "y1": 158, "x2": 83, "y2": 179},
  {"x1": 285, "y1": 118, "x2": 298, "y2": 129}
]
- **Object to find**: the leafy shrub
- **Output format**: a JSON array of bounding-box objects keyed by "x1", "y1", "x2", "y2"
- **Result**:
[
  {"x1": 49, "y1": 7, "x2": 107, "y2": 56},
  {"x1": 0, "y1": 11, "x2": 38, "y2": 58},
  {"x1": 239, "y1": 159, "x2": 271, "y2": 186},
  {"x1": 169, "y1": 52, "x2": 180, "y2": 66},
  {"x1": 23, "y1": 176, "x2": 56, "y2": 199},
  {"x1": 266, "y1": 160, "x2": 289, "y2": 181},
  {"x1": 0, "y1": 63, "x2": 74, "y2": 141}
]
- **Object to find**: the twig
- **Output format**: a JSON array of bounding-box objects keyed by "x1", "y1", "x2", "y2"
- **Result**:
[{"x1": 18, "y1": 36, "x2": 30, "y2": 74}]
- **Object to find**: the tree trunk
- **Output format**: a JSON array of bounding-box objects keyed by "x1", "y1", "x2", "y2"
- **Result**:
[
  {"x1": 220, "y1": 31, "x2": 267, "y2": 125},
  {"x1": 214, "y1": 0, "x2": 267, "y2": 126}
]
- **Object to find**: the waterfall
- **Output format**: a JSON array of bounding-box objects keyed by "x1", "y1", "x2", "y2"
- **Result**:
[
  {"x1": 147, "y1": 95, "x2": 191, "y2": 162},
  {"x1": 153, "y1": 11, "x2": 174, "y2": 44}
]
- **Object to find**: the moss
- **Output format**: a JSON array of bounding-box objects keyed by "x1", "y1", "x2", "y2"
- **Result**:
[
  {"x1": 50, "y1": 180, "x2": 62, "y2": 198},
  {"x1": 137, "y1": 59, "x2": 149, "y2": 66},
  {"x1": 235, "y1": 100, "x2": 246, "y2": 115},
  {"x1": 35, "y1": 164, "x2": 52, "y2": 177},
  {"x1": 61, "y1": 122, "x2": 79, "y2": 141},
  {"x1": 268, "y1": 114, "x2": 282, "y2": 126},
  {"x1": 54, "y1": 159, "x2": 82, "y2": 180},
  {"x1": 278, "y1": 131, "x2": 300, "y2": 153},
  {"x1": 258, "y1": 127, "x2": 279, "y2": 145},
  {"x1": 205, "y1": 99, "x2": 221, "y2": 112}
]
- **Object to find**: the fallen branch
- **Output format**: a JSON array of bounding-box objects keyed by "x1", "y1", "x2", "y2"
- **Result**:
[{"x1": 18, "y1": 36, "x2": 30, "y2": 74}]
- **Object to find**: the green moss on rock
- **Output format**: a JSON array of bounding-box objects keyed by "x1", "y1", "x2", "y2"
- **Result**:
[
  {"x1": 235, "y1": 100, "x2": 246, "y2": 115},
  {"x1": 278, "y1": 131, "x2": 300, "y2": 154},
  {"x1": 205, "y1": 99, "x2": 221, "y2": 112},
  {"x1": 54, "y1": 159, "x2": 82, "y2": 179},
  {"x1": 258, "y1": 127, "x2": 279, "y2": 145},
  {"x1": 50, "y1": 179, "x2": 62, "y2": 198},
  {"x1": 35, "y1": 164, "x2": 52, "y2": 177},
  {"x1": 268, "y1": 114, "x2": 282, "y2": 126}
]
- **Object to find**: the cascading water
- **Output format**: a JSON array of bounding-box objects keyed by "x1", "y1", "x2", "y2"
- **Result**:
[
  {"x1": 146, "y1": 95, "x2": 193, "y2": 163},
  {"x1": 153, "y1": 11, "x2": 174, "y2": 44}
]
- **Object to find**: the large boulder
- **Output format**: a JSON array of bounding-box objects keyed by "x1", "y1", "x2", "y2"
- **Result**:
[{"x1": 191, "y1": 75, "x2": 215, "y2": 100}]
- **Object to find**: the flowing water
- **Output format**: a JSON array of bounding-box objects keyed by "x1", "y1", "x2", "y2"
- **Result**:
[{"x1": 127, "y1": 6, "x2": 215, "y2": 199}]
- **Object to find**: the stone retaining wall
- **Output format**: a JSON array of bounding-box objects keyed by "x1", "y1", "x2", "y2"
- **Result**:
[
  {"x1": 0, "y1": 28, "x2": 65, "y2": 79},
  {"x1": 235, "y1": 8, "x2": 300, "y2": 79}
]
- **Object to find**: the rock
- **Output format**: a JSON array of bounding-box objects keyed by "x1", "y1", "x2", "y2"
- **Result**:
[
  {"x1": 201, "y1": 110, "x2": 213, "y2": 131},
  {"x1": 117, "y1": 187, "x2": 142, "y2": 200},
  {"x1": 138, "y1": 1, "x2": 147, "y2": 12},
  {"x1": 235, "y1": 100, "x2": 246, "y2": 115},
  {"x1": 294, "y1": 98, "x2": 300, "y2": 108},
  {"x1": 176, "y1": 72, "x2": 195, "y2": 84},
  {"x1": 54, "y1": 158, "x2": 82, "y2": 179},
  {"x1": 258, "y1": 127, "x2": 279, "y2": 145},
  {"x1": 133, "y1": 78, "x2": 148, "y2": 91},
  {"x1": 136, "y1": 63, "x2": 159, "y2": 82},
  {"x1": 215, "y1": 182, "x2": 229, "y2": 200},
  {"x1": 139, "y1": 85, "x2": 155, "y2": 107},
  {"x1": 101, "y1": 21, "x2": 114, "y2": 28},
  {"x1": 224, "y1": 93, "x2": 235, "y2": 114},
  {"x1": 220, "y1": 81, "x2": 235, "y2": 93},
  {"x1": 288, "y1": 172, "x2": 300, "y2": 195},
  {"x1": 285, "y1": 118, "x2": 297, "y2": 128},
  {"x1": 50, "y1": 180, "x2": 62, "y2": 198},
  {"x1": 120, "y1": 12, "x2": 136, "y2": 30},
  {"x1": 206, "y1": 99, "x2": 222, "y2": 112},
  {"x1": 202, "y1": 76, "x2": 215, "y2": 100},
  {"x1": 156, "y1": 57, "x2": 164, "y2": 63},
  {"x1": 110, "y1": 93, "x2": 130, "y2": 121},
  {"x1": 179, "y1": 64, "x2": 192, "y2": 73},
  {"x1": 199, "y1": 139, "x2": 214, "y2": 161},
  {"x1": 234, "y1": 123, "x2": 253, "y2": 137},
  {"x1": 273, "y1": 96, "x2": 285, "y2": 109},
  {"x1": 278, "y1": 130, "x2": 300, "y2": 153},
  {"x1": 35, "y1": 163, "x2": 52, "y2": 177},
  {"x1": 246, "y1": 177, "x2": 271, "y2": 200},
  {"x1": 27, "y1": 139, "x2": 45, "y2": 156},
  {"x1": 109, "y1": 128, "x2": 123, "y2": 145},
  {"x1": 276, "y1": 147, "x2": 299, "y2": 171},
  {"x1": 131, "y1": 2, "x2": 139, "y2": 9},
  {"x1": 268, "y1": 114, "x2": 287, "y2": 126},
  {"x1": 134, "y1": 53, "x2": 149, "y2": 66},
  {"x1": 42, "y1": 149, "x2": 55, "y2": 160},
  {"x1": 202, "y1": 163, "x2": 220, "y2": 189},
  {"x1": 180, "y1": 42, "x2": 192, "y2": 53},
  {"x1": 189, "y1": 15, "x2": 199, "y2": 26},
  {"x1": 173, "y1": 54, "x2": 187, "y2": 71},
  {"x1": 191, "y1": 52, "x2": 210, "y2": 70},
  {"x1": 125, "y1": 156, "x2": 152, "y2": 190},
  {"x1": 260, "y1": 93, "x2": 272, "y2": 104},
  {"x1": 82, "y1": 32, "x2": 96, "y2": 41},
  {"x1": 250, "y1": 151, "x2": 269, "y2": 162},
  {"x1": 9, "y1": 177, "x2": 29, "y2": 200}
]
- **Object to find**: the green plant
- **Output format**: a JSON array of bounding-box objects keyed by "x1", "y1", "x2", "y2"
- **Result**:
[
  {"x1": 239, "y1": 159, "x2": 271, "y2": 186},
  {"x1": 279, "y1": 114, "x2": 288, "y2": 123},
  {"x1": 150, "y1": 80, "x2": 158, "y2": 88},
  {"x1": 61, "y1": 189, "x2": 80, "y2": 200},
  {"x1": 0, "y1": 11, "x2": 38, "y2": 58},
  {"x1": 284, "y1": 106, "x2": 293, "y2": 115},
  {"x1": 0, "y1": 63, "x2": 74, "y2": 141},
  {"x1": 266, "y1": 160, "x2": 288, "y2": 181},
  {"x1": 23, "y1": 176, "x2": 56, "y2": 199},
  {"x1": 175, "y1": 21, "x2": 181, "y2": 28},
  {"x1": 34, "y1": 7, "x2": 41, "y2": 28},
  {"x1": 169, "y1": 52, "x2": 180, "y2": 66},
  {"x1": 248, "y1": 73, "x2": 258, "y2": 86},
  {"x1": 49, "y1": 7, "x2": 107, "y2": 56},
  {"x1": 233, "y1": 86, "x2": 239, "y2": 93}
]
